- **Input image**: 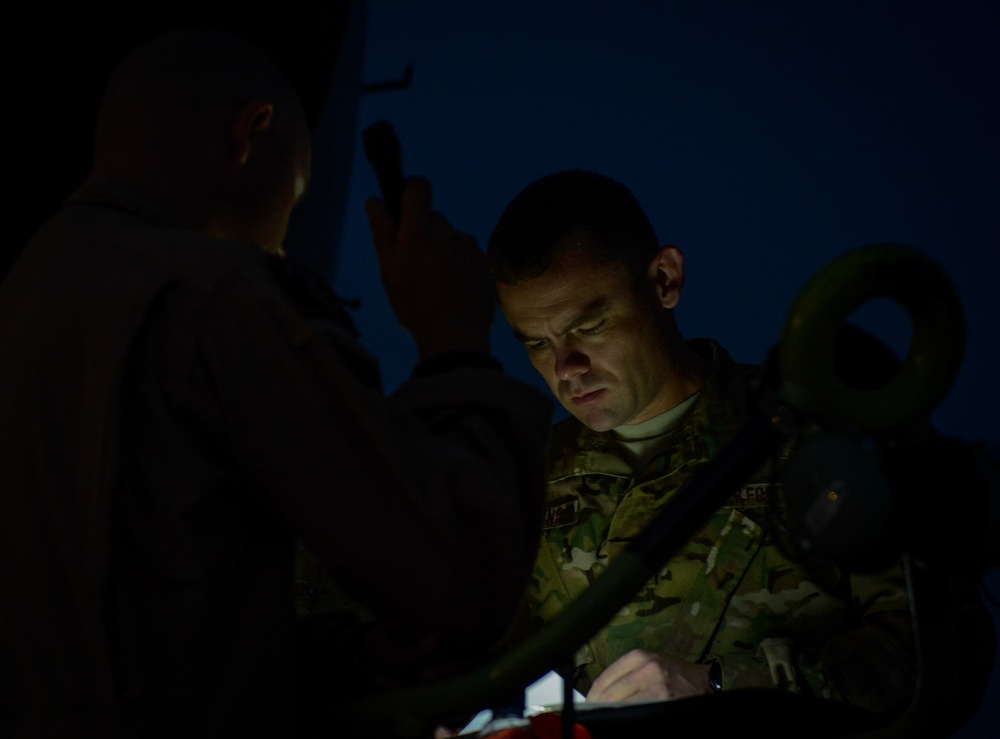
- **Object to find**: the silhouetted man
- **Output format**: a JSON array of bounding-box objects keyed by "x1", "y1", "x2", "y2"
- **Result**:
[{"x1": 0, "y1": 30, "x2": 549, "y2": 736}]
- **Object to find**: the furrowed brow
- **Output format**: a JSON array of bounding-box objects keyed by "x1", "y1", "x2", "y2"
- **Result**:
[
  {"x1": 511, "y1": 298, "x2": 610, "y2": 344},
  {"x1": 559, "y1": 299, "x2": 609, "y2": 335},
  {"x1": 511, "y1": 326, "x2": 535, "y2": 343}
]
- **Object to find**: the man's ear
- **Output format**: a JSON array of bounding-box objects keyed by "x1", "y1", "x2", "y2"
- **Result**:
[
  {"x1": 648, "y1": 245, "x2": 685, "y2": 309},
  {"x1": 233, "y1": 99, "x2": 274, "y2": 165}
]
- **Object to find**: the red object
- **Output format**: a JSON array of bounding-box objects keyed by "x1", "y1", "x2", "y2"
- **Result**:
[{"x1": 489, "y1": 712, "x2": 591, "y2": 739}]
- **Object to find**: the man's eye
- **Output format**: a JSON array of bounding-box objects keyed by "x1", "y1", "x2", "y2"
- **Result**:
[
  {"x1": 525, "y1": 339, "x2": 549, "y2": 351},
  {"x1": 578, "y1": 322, "x2": 605, "y2": 336}
]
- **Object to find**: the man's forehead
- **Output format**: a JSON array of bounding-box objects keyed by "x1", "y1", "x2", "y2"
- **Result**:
[
  {"x1": 498, "y1": 254, "x2": 631, "y2": 331},
  {"x1": 508, "y1": 296, "x2": 611, "y2": 341}
]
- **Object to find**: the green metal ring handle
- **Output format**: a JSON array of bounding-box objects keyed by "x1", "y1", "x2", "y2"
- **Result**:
[{"x1": 778, "y1": 244, "x2": 965, "y2": 434}]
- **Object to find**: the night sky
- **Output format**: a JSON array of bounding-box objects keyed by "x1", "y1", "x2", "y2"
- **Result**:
[
  {"x1": 336, "y1": 1, "x2": 998, "y2": 442},
  {"x1": 331, "y1": 1, "x2": 999, "y2": 734}
]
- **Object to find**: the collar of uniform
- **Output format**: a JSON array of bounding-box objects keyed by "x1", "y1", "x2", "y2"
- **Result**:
[
  {"x1": 643, "y1": 339, "x2": 751, "y2": 477},
  {"x1": 546, "y1": 416, "x2": 633, "y2": 482},
  {"x1": 546, "y1": 339, "x2": 751, "y2": 483}
]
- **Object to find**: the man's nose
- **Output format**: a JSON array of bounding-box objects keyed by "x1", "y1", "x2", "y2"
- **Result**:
[{"x1": 554, "y1": 346, "x2": 589, "y2": 380}]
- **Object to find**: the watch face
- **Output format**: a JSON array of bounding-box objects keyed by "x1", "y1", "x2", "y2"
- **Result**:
[{"x1": 709, "y1": 659, "x2": 723, "y2": 693}]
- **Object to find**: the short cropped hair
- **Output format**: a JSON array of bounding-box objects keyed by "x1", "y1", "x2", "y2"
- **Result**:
[
  {"x1": 96, "y1": 29, "x2": 299, "y2": 162},
  {"x1": 487, "y1": 170, "x2": 660, "y2": 284}
]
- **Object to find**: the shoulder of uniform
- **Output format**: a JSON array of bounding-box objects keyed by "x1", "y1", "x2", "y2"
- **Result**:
[
  {"x1": 548, "y1": 414, "x2": 584, "y2": 450},
  {"x1": 546, "y1": 416, "x2": 588, "y2": 472}
]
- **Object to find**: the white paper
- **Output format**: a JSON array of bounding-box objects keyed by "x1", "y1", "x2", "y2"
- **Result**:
[{"x1": 458, "y1": 671, "x2": 587, "y2": 734}]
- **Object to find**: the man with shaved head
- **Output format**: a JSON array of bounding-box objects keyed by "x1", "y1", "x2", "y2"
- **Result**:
[
  {"x1": 488, "y1": 170, "x2": 920, "y2": 717},
  {"x1": 0, "y1": 30, "x2": 549, "y2": 735},
  {"x1": 92, "y1": 30, "x2": 312, "y2": 255}
]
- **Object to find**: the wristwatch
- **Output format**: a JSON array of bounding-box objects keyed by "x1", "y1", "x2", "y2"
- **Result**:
[{"x1": 708, "y1": 659, "x2": 724, "y2": 693}]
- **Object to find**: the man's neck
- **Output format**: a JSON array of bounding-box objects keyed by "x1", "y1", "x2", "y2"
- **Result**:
[
  {"x1": 613, "y1": 391, "x2": 701, "y2": 474},
  {"x1": 627, "y1": 335, "x2": 710, "y2": 426}
]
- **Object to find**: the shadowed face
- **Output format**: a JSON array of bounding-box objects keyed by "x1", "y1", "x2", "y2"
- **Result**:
[{"x1": 497, "y1": 246, "x2": 680, "y2": 431}]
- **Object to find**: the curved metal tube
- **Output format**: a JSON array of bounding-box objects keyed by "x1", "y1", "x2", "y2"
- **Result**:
[
  {"x1": 334, "y1": 245, "x2": 967, "y2": 736},
  {"x1": 335, "y1": 414, "x2": 784, "y2": 736}
]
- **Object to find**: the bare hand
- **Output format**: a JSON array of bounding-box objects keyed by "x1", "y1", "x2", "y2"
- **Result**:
[
  {"x1": 586, "y1": 649, "x2": 712, "y2": 703},
  {"x1": 365, "y1": 178, "x2": 494, "y2": 359}
]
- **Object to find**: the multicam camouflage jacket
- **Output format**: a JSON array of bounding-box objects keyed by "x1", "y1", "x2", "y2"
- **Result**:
[{"x1": 529, "y1": 340, "x2": 915, "y2": 714}]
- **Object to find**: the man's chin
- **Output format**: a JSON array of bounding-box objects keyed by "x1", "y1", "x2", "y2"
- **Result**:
[
  {"x1": 558, "y1": 388, "x2": 625, "y2": 431},
  {"x1": 566, "y1": 405, "x2": 621, "y2": 433}
]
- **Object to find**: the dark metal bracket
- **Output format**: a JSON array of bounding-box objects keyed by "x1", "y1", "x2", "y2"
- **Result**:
[{"x1": 362, "y1": 63, "x2": 414, "y2": 93}]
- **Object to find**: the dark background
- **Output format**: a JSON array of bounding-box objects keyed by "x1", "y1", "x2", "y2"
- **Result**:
[
  {"x1": 340, "y1": 1, "x2": 998, "y2": 447},
  {"x1": 8, "y1": 1, "x2": 998, "y2": 735}
]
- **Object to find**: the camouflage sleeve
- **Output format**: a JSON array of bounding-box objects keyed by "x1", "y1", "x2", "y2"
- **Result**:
[
  {"x1": 800, "y1": 566, "x2": 915, "y2": 711},
  {"x1": 716, "y1": 560, "x2": 916, "y2": 714}
]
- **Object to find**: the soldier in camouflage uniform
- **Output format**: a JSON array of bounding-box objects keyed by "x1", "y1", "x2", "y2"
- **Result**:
[
  {"x1": 487, "y1": 170, "x2": 915, "y2": 714},
  {"x1": 533, "y1": 339, "x2": 913, "y2": 711}
]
